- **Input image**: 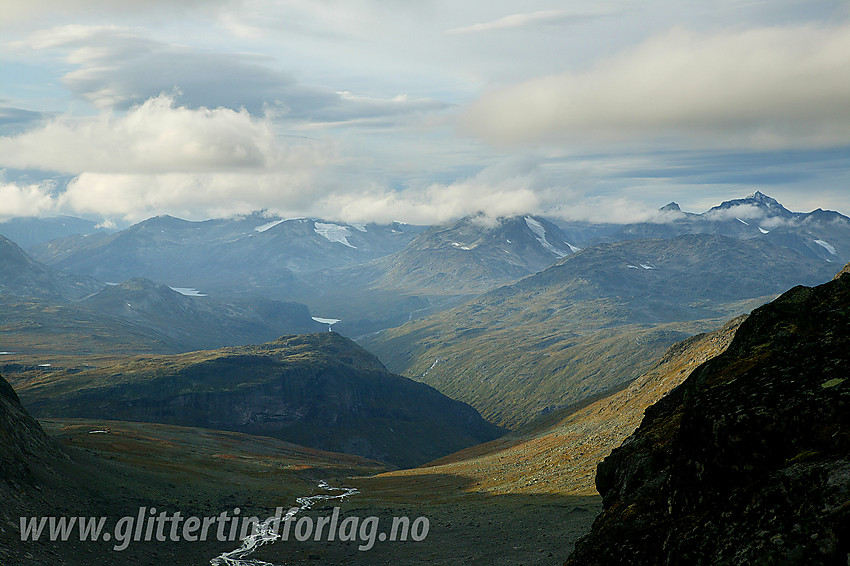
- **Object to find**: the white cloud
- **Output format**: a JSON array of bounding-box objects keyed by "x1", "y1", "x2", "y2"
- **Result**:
[
  {"x1": 13, "y1": 25, "x2": 328, "y2": 113},
  {"x1": 0, "y1": 93, "x2": 340, "y2": 221},
  {"x1": 319, "y1": 160, "x2": 547, "y2": 224},
  {"x1": 0, "y1": 181, "x2": 57, "y2": 217},
  {"x1": 702, "y1": 203, "x2": 767, "y2": 221},
  {"x1": 327, "y1": 180, "x2": 541, "y2": 226},
  {"x1": 315, "y1": 158, "x2": 671, "y2": 226},
  {"x1": 0, "y1": 93, "x2": 322, "y2": 174},
  {"x1": 462, "y1": 22, "x2": 850, "y2": 149},
  {"x1": 547, "y1": 195, "x2": 681, "y2": 225},
  {"x1": 57, "y1": 170, "x2": 326, "y2": 222}
]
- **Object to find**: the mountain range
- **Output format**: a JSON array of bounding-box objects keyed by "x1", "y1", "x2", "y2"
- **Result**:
[
  {"x1": 7, "y1": 192, "x2": 847, "y2": 338},
  {"x1": 4, "y1": 191, "x2": 847, "y2": 426},
  {"x1": 27, "y1": 214, "x2": 424, "y2": 299},
  {"x1": 364, "y1": 232, "x2": 836, "y2": 426},
  {"x1": 609, "y1": 191, "x2": 850, "y2": 264}
]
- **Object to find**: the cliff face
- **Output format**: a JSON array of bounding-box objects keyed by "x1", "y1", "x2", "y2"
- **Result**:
[
  {"x1": 0, "y1": 374, "x2": 65, "y2": 488},
  {"x1": 566, "y1": 266, "x2": 850, "y2": 565}
]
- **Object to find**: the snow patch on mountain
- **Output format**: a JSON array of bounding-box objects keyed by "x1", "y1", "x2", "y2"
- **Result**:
[
  {"x1": 254, "y1": 219, "x2": 285, "y2": 232},
  {"x1": 170, "y1": 287, "x2": 208, "y2": 297},
  {"x1": 524, "y1": 217, "x2": 568, "y2": 258},
  {"x1": 814, "y1": 239, "x2": 837, "y2": 255},
  {"x1": 758, "y1": 227, "x2": 770, "y2": 234},
  {"x1": 314, "y1": 223, "x2": 356, "y2": 248}
]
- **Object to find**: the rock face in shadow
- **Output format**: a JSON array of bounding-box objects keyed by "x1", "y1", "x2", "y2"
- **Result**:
[
  {"x1": 0, "y1": 374, "x2": 65, "y2": 488},
  {"x1": 566, "y1": 264, "x2": 850, "y2": 565}
]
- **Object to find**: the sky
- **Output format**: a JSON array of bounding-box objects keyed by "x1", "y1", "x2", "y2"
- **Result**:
[{"x1": 1, "y1": 0, "x2": 849, "y2": 226}]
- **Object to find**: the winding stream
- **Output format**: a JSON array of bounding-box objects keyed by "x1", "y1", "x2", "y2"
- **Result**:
[{"x1": 210, "y1": 481, "x2": 359, "y2": 566}]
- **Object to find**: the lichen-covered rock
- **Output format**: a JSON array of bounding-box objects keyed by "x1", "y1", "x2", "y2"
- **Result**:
[{"x1": 566, "y1": 264, "x2": 850, "y2": 565}]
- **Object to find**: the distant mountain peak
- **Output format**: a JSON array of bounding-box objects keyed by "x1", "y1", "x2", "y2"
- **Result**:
[
  {"x1": 710, "y1": 191, "x2": 793, "y2": 218},
  {"x1": 659, "y1": 202, "x2": 681, "y2": 212},
  {"x1": 745, "y1": 190, "x2": 781, "y2": 206}
]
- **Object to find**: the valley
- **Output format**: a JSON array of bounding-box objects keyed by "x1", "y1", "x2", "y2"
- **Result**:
[{"x1": 1, "y1": 192, "x2": 848, "y2": 564}]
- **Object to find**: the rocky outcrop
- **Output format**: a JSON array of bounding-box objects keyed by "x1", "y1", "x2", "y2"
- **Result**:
[
  {"x1": 566, "y1": 264, "x2": 850, "y2": 565},
  {"x1": 0, "y1": 373, "x2": 65, "y2": 488}
]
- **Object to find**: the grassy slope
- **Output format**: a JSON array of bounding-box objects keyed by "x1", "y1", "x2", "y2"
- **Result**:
[
  {"x1": 371, "y1": 316, "x2": 743, "y2": 498},
  {"x1": 1, "y1": 416, "x2": 388, "y2": 566}
]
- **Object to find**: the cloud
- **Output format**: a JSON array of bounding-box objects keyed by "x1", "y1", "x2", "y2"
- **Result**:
[
  {"x1": 327, "y1": 180, "x2": 541, "y2": 225},
  {"x1": 0, "y1": 93, "x2": 339, "y2": 221},
  {"x1": 446, "y1": 9, "x2": 605, "y2": 34},
  {"x1": 0, "y1": 181, "x2": 57, "y2": 217},
  {"x1": 462, "y1": 22, "x2": 850, "y2": 149},
  {"x1": 322, "y1": 158, "x2": 550, "y2": 224},
  {"x1": 13, "y1": 25, "x2": 451, "y2": 122},
  {"x1": 16, "y1": 25, "x2": 331, "y2": 114},
  {"x1": 316, "y1": 158, "x2": 676, "y2": 226},
  {"x1": 0, "y1": 93, "x2": 316, "y2": 174},
  {"x1": 702, "y1": 203, "x2": 767, "y2": 221},
  {"x1": 57, "y1": 170, "x2": 328, "y2": 221}
]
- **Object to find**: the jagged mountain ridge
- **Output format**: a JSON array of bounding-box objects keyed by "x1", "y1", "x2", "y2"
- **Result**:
[
  {"x1": 610, "y1": 191, "x2": 850, "y2": 263},
  {"x1": 16, "y1": 332, "x2": 504, "y2": 468},
  {"x1": 565, "y1": 263, "x2": 850, "y2": 565}
]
